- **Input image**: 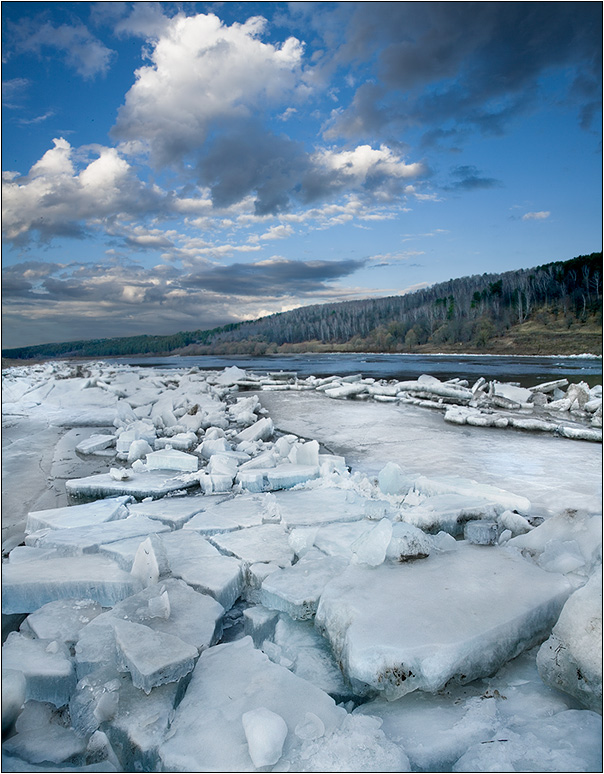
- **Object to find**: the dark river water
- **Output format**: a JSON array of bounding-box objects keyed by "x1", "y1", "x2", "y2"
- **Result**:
[{"x1": 106, "y1": 353, "x2": 602, "y2": 388}]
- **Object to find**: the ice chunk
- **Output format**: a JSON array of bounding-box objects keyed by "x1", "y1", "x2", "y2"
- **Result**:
[
  {"x1": 492, "y1": 381, "x2": 533, "y2": 404},
  {"x1": 2, "y1": 554, "x2": 142, "y2": 614},
  {"x1": 209, "y1": 523, "x2": 294, "y2": 567},
  {"x1": 113, "y1": 619, "x2": 197, "y2": 693},
  {"x1": 537, "y1": 568, "x2": 602, "y2": 712},
  {"x1": 235, "y1": 416, "x2": 274, "y2": 443},
  {"x1": 386, "y1": 522, "x2": 432, "y2": 562},
  {"x1": 288, "y1": 439, "x2": 320, "y2": 466},
  {"x1": 214, "y1": 365, "x2": 247, "y2": 386},
  {"x1": 378, "y1": 462, "x2": 412, "y2": 495},
  {"x1": 27, "y1": 514, "x2": 169, "y2": 556},
  {"x1": 242, "y1": 707, "x2": 289, "y2": 768},
  {"x1": 464, "y1": 520, "x2": 501, "y2": 545},
  {"x1": 21, "y1": 599, "x2": 104, "y2": 644},
  {"x1": 243, "y1": 606, "x2": 280, "y2": 647},
  {"x1": 104, "y1": 678, "x2": 181, "y2": 772},
  {"x1": 260, "y1": 550, "x2": 348, "y2": 619},
  {"x1": 452, "y1": 710, "x2": 602, "y2": 773},
  {"x1": 510, "y1": 508, "x2": 602, "y2": 576},
  {"x1": 75, "y1": 434, "x2": 116, "y2": 455},
  {"x1": 414, "y1": 474, "x2": 531, "y2": 515},
  {"x1": 314, "y1": 521, "x2": 376, "y2": 560},
  {"x1": 130, "y1": 537, "x2": 160, "y2": 587},
  {"x1": 26, "y1": 496, "x2": 131, "y2": 533},
  {"x1": 351, "y1": 518, "x2": 393, "y2": 566},
  {"x1": 146, "y1": 448, "x2": 198, "y2": 472},
  {"x1": 127, "y1": 494, "x2": 209, "y2": 528},
  {"x1": 2, "y1": 633, "x2": 76, "y2": 707},
  {"x1": 266, "y1": 464, "x2": 320, "y2": 490},
  {"x1": 499, "y1": 508, "x2": 532, "y2": 535},
  {"x1": 66, "y1": 469, "x2": 198, "y2": 500},
  {"x1": 154, "y1": 432, "x2": 198, "y2": 450},
  {"x1": 75, "y1": 579, "x2": 224, "y2": 677},
  {"x1": 157, "y1": 637, "x2": 346, "y2": 772},
  {"x1": 126, "y1": 438, "x2": 152, "y2": 462},
  {"x1": 160, "y1": 531, "x2": 244, "y2": 610},
  {"x1": 271, "y1": 487, "x2": 367, "y2": 528},
  {"x1": 184, "y1": 493, "x2": 266, "y2": 534},
  {"x1": 315, "y1": 544, "x2": 572, "y2": 699},
  {"x1": 198, "y1": 436, "x2": 231, "y2": 459},
  {"x1": 2, "y1": 701, "x2": 88, "y2": 766},
  {"x1": 2, "y1": 669, "x2": 26, "y2": 732}
]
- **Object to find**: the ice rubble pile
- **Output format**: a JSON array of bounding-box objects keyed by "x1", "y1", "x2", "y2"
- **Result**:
[{"x1": 1, "y1": 361, "x2": 602, "y2": 773}]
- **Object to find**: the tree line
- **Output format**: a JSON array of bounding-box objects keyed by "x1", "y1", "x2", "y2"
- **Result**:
[{"x1": 3, "y1": 252, "x2": 601, "y2": 360}]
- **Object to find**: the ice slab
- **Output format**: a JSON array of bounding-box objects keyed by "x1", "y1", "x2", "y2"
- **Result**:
[
  {"x1": 401, "y1": 493, "x2": 514, "y2": 536},
  {"x1": 2, "y1": 633, "x2": 76, "y2": 707},
  {"x1": 1, "y1": 669, "x2": 26, "y2": 733},
  {"x1": 242, "y1": 707, "x2": 288, "y2": 768},
  {"x1": 209, "y1": 523, "x2": 294, "y2": 567},
  {"x1": 158, "y1": 636, "x2": 386, "y2": 773},
  {"x1": 104, "y1": 678, "x2": 181, "y2": 772},
  {"x1": 183, "y1": 494, "x2": 267, "y2": 534},
  {"x1": 260, "y1": 549, "x2": 348, "y2": 619},
  {"x1": 237, "y1": 463, "x2": 320, "y2": 493},
  {"x1": 26, "y1": 515, "x2": 170, "y2": 555},
  {"x1": 146, "y1": 448, "x2": 198, "y2": 472},
  {"x1": 313, "y1": 521, "x2": 377, "y2": 560},
  {"x1": 452, "y1": 709, "x2": 602, "y2": 772},
  {"x1": 160, "y1": 531, "x2": 245, "y2": 610},
  {"x1": 2, "y1": 555, "x2": 142, "y2": 614},
  {"x1": 66, "y1": 470, "x2": 198, "y2": 500},
  {"x1": 354, "y1": 645, "x2": 585, "y2": 772},
  {"x1": 75, "y1": 434, "x2": 116, "y2": 455},
  {"x1": 315, "y1": 544, "x2": 572, "y2": 699},
  {"x1": 25, "y1": 496, "x2": 131, "y2": 533},
  {"x1": 74, "y1": 578, "x2": 224, "y2": 678},
  {"x1": 113, "y1": 619, "x2": 197, "y2": 693},
  {"x1": 2, "y1": 701, "x2": 89, "y2": 767},
  {"x1": 537, "y1": 568, "x2": 602, "y2": 712},
  {"x1": 21, "y1": 599, "x2": 104, "y2": 644},
  {"x1": 127, "y1": 493, "x2": 209, "y2": 529},
  {"x1": 413, "y1": 475, "x2": 531, "y2": 515},
  {"x1": 235, "y1": 416, "x2": 274, "y2": 443},
  {"x1": 270, "y1": 487, "x2": 368, "y2": 528}
]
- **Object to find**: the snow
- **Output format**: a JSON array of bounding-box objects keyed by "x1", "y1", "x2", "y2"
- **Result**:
[{"x1": 1, "y1": 360, "x2": 601, "y2": 772}]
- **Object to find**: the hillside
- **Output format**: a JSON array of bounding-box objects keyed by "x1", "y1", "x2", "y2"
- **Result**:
[{"x1": 3, "y1": 252, "x2": 602, "y2": 361}]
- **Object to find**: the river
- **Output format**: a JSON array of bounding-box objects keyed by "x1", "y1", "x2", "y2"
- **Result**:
[{"x1": 105, "y1": 352, "x2": 602, "y2": 388}]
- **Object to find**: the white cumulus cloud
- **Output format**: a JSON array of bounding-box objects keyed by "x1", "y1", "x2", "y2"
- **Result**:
[{"x1": 522, "y1": 211, "x2": 550, "y2": 220}]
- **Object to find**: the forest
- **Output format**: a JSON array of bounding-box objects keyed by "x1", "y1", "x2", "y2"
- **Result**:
[{"x1": 3, "y1": 252, "x2": 602, "y2": 360}]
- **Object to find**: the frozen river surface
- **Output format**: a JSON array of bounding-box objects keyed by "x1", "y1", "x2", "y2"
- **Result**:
[
  {"x1": 257, "y1": 391, "x2": 602, "y2": 518},
  {"x1": 1, "y1": 360, "x2": 602, "y2": 772}
]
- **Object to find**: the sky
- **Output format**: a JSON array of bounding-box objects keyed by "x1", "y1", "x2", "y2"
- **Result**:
[{"x1": 2, "y1": 1, "x2": 602, "y2": 349}]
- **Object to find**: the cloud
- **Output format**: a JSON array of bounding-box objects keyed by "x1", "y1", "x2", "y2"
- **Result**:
[
  {"x1": 9, "y1": 18, "x2": 115, "y2": 78},
  {"x1": 2, "y1": 77, "x2": 29, "y2": 107},
  {"x1": 325, "y1": 3, "x2": 602, "y2": 141},
  {"x1": 522, "y1": 211, "x2": 550, "y2": 221},
  {"x1": 445, "y1": 165, "x2": 502, "y2": 191},
  {"x1": 1, "y1": 254, "x2": 368, "y2": 347},
  {"x1": 112, "y1": 12, "x2": 305, "y2": 167},
  {"x1": 2, "y1": 138, "x2": 167, "y2": 245}
]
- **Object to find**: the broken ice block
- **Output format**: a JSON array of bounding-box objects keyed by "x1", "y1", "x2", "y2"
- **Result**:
[
  {"x1": 464, "y1": 520, "x2": 500, "y2": 545},
  {"x1": 75, "y1": 434, "x2": 116, "y2": 455},
  {"x1": 2, "y1": 633, "x2": 76, "y2": 707},
  {"x1": 351, "y1": 518, "x2": 393, "y2": 566},
  {"x1": 26, "y1": 496, "x2": 131, "y2": 533},
  {"x1": 209, "y1": 524, "x2": 294, "y2": 567},
  {"x1": 235, "y1": 417, "x2": 274, "y2": 443},
  {"x1": 146, "y1": 448, "x2": 198, "y2": 472},
  {"x1": 184, "y1": 494, "x2": 266, "y2": 535},
  {"x1": 21, "y1": 599, "x2": 104, "y2": 644},
  {"x1": 66, "y1": 470, "x2": 198, "y2": 500},
  {"x1": 2, "y1": 554, "x2": 142, "y2": 614},
  {"x1": 127, "y1": 494, "x2": 209, "y2": 528},
  {"x1": 113, "y1": 619, "x2": 198, "y2": 693},
  {"x1": 386, "y1": 522, "x2": 432, "y2": 562},
  {"x1": 536, "y1": 568, "x2": 602, "y2": 712},
  {"x1": 26, "y1": 514, "x2": 170, "y2": 556},
  {"x1": 315, "y1": 544, "x2": 572, "y2": 699},
  {"x1": 378, "y1": 462, "x2": 412, "y2": 495},
  {"x1": 260, "y1": 550, "x2": 348, "y2": 619},
  {"x1": 242, "y1": 707, "x2": 288, "y2": 768},
  {"x1": 272, "y1": 487, "x2": 367, "y2": 528}
]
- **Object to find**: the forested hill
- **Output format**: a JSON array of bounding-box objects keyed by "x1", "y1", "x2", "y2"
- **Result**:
[{"x1": 4, "y1": 252, "x2": 602, "y2": 360}]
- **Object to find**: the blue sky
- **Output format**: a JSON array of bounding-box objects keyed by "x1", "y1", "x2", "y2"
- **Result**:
[{"x1": 2, "y1": 1, "x2": 602, "y2": 348}]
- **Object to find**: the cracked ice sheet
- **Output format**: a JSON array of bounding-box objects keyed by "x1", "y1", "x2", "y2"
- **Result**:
[
  {"x1": 257, "y1": 392, "x2": 602, "y2": 517},
  {"x1": 158, "y1": 636, "x2": 408, "y2": 773},
  {"x1": 315, "y1": 543, "x2": 572, "y2": 700}
]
